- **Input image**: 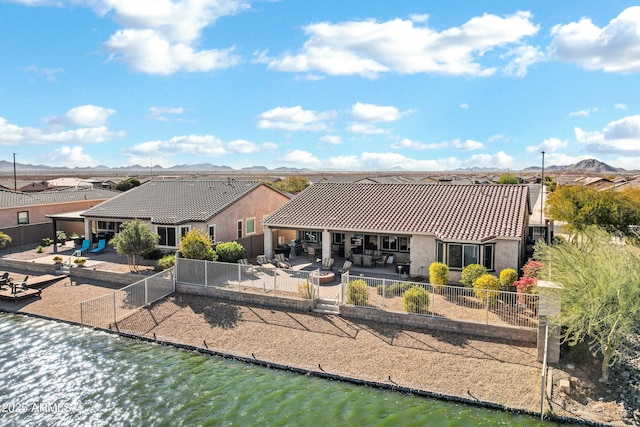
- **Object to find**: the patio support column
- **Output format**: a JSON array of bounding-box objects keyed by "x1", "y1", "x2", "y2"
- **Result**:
[
  {"x1": 84, "y1": 219, "x2": 92, "y2": 243},
  {"x1": 344, "y1": 233, "x2": 352, "y2": 259},
  {"x1": 322, "y1": 230, "x2": 331, "y2": 262},
  {"x1": 263, "y1": 225, "x2": 273, "y2": 259}
]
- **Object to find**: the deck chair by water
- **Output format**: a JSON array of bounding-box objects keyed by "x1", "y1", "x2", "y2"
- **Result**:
[
  {"x1": 0, "y1": 272, "x2": 9, "y2": 290},
  {"x1": 11, "y1": 275, "x2": 28, "y2": 294},
  {"x1": 273, "y1": 253, "x2": 291, "y2": 269},
  {"x1": 79, "y1": 239, "x2": 91, "y2": 254},
  {"x1": 322, "y1": 258, "x2": 334, "y2": 271},
  {"x1": 338, "y1": 260, "x2": 352, "y2": 275},
  {"x1": 90, "y1": 239, "x2": 106, "y2": 253}
]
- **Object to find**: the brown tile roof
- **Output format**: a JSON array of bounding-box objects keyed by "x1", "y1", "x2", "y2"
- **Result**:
[
  {"x1": 263, "y1": 183, "x2": 530, "y2": 242},
  {"x1": 0, "y1": 187, "x2": 121, "y2": 209}
]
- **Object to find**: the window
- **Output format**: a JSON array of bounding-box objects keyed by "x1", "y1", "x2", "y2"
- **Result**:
[
  {"x1": 158, "y1": 226, "x2": 177, "y2": 247},
  {"x1": 246, "y1": 218, "x2": 255, "y2": 235},
  {"x1": 382, "y1": 236, "x2": 397, "y2": 251},
  {"x1": 180, "y1": 226, "x2": 190, "y2": 240},
  {"x1": 436, "y1": 241, "x2": 444, "y2": 263},
  {"x1": 398, "y1": 237, "x2": 410, "y2": 252},
  {"x1": 447, "y1": 243, "x2": 479, "y2": 269},
  {"x1": 332, "y1": 233, "x2": 345, "y2": 244},
  {"x1": 483, "y1": 245, "x2": 494, "y2": 271},
  {"x1": 208, "y1": 225, "x2": 216, "y2": 242},
  {"x1": 237, "y1": 220, "x2": 243, "y2": 239},
  {"x1": 301, "y1": 231, "x2": 320, "y2": 243},
  {"x1": 17, "y1": 211, "x2": 29, "y2": 225}
]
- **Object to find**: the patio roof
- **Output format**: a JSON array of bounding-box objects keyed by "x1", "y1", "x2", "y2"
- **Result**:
[{"x1": 263, "y1": 183, "x2": 530, "y2": 242}]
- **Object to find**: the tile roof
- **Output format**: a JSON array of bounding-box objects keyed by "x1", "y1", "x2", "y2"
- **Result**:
[
  {"x1": 0, "y1": 188, "x2": 121, "y2": 209},
  {"x1": 263, "y1": 183, "x2": 530, "y2": 242},
  {"x1": 82, "y1": 179, "x2": 264, "y2": 224}
]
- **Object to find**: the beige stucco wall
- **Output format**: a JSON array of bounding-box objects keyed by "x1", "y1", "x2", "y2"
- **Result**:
[
  {"x1": 0, "y1": 200, "x2": 107, "y2": 228},
  {"x1": 409, "y1": 235, "x2": 436, "y2": 277}
]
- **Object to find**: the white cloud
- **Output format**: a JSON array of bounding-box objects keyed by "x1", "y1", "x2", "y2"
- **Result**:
[
  {"x1": 23, "y1": 65, "x2": 64, "y2": 82},
  {"x1": 351, "y1": 102, "x2": 404, "y2": 122},
  {"x1": 48, "y1": 104, "x2": 116, "y2": 127},
  {"x1": 105, "y1": 29, "x2": 239, "y2": 74},
  {"x1": 263, "y1": 11, "x2": 540, "y2": 77},
  {"x1": 256, "y1": 106, "x2": 335, "y2": 131},
  {"x1": 346, "y1": 123, "x2": 388, "y2": 135},
  {"x1": 0, "y1": 110, "x2": 124, "y2": 146},
  {"x1": 525, "y1": 138, "x2": 568, "y2": 153},
  {"x1": 46, "y1": 146, "x2": 99, "y2": 167},
  {"x1": 568, "y1": 108, "x2": 598, "y2": 117},
  {"x1": 615, "y1": 103, "x2": 627, "y2": 110},
  {"x1": 503, "y1": 44, "x2": 545, "y2": 77},
  {"x1": 575, "y1": 115, "x2": 640, "y2": 155},
  {"x1": 149, "y1": 106, "x2": 184, "y2": 121},
  {"x1": 321, "y1": 135, "x2": 342, "y2": 144},
  {"x1": 549, "y1": 7, "x2": 640, "y2": 73},
  {"x1": 279, "y1": 150, "x2": 322, "y2": 168},
  {"x1": 391, "y1": 138, "x2": 483, "y2": 151},
  {"x1": 122, "y1": 134, "x2": 277, "y2": 163},
  {"x1": 459, "y1": 103, "x2": 469, "y2": 109}
]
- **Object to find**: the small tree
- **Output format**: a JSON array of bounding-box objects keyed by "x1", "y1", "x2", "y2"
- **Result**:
[
  {"x1": 179, "y1": 229, "x2": 216, "y2": 261},
  {"x1": 535, "y1": 227, "x2": 640, "y2": 381},
  {"x1": 497, "y1": 173, "x2": 520, "y2": 184},
  {"x1": 473, "y1": 274, "x2": 501, "y2": 302},
  {"x1": 460, "y1": 264, "x2": 487, "y2": 288},
  {"x1": 499, "y1": 268, "x2": 518, "y2": 291},
  {"x1": 0, "y1": 232, "x2": 12, "y2": 250},
  {"x1": 110, "y1": 220, "x2": 160, "y2": 272},
  {"x1": 402, "y1": 286, "x2": 430, "y2": 313},
  {"x1": 347, "y1": 279, "x2": 369, "y2": 306},
  {"x1": 215, "y1": 241, "x2": 244, "y2": 263}
]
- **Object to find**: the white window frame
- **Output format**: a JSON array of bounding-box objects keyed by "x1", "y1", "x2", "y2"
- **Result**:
[{"x1": 246, "y1": 218, "x2": 256, "y2": 235}]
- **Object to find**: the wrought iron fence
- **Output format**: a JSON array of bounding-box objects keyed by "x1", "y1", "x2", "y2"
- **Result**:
[
  {"x1": 80, "y1": 268, "x2": 175, "y2": 328},
  {"x1": 175, "y1": 258, "x2": 319, "y2": 300},
  {"x1": 341, "y1": 273, "x2": 538, "y2": 329}
]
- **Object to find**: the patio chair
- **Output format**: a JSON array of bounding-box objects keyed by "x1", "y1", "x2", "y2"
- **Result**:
[
  {"x1": 90, "y1": 239, "x2": 106, "y2": 254},
  {"x1": 237, "y1": 258, "x2": 256, "y2": 274},
  {"x1": 79, "y1": 239, "x2": 91, "y2": 255},
  {"x1": 11, "y1": 275, "x2": 29, "y2": 294},
  {"x1": 306, "y1": 246, "x2": 316, "y2": 261},
  {"x1": 273, "y1": 253, "x2": 291, "y2": 269},
  {"x1": 338, "y1": 260, "x2": 352, "y2": 275},
  {"x1": 361, "y1": 254, "x2": 374, "y2": 267},
  {"x1": 0, "y1": 272, "x2": 9, "y2": 290},
  {"x1": 256, "y1": 255, "x2": 276, "y2": 270},
  {"x1": 322, "y1": 258, "x2": 334, "y2": 271}
]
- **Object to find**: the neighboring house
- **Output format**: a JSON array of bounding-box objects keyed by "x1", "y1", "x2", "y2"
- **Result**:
[
  {"x1": 262, "y1": 183, "x2": 532, "y2": 282},
  {"x1": 81, "y1": 179, "x2": 291, "y2": 251},
  {"x1": 19, "y1": 181, "x2": 50, "y2": 192},
  {"x1": 0, "y1": 187, "x2": 121, "y2": 247}
]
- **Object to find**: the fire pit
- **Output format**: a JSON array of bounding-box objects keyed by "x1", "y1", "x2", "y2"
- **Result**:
[{"x1": 310, "y1": 270, "x2": 336, "y2": 285}]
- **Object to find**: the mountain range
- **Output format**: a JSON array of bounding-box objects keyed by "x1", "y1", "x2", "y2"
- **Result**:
[{"x1": 0, "y1": 158, "x2": 629, "y2": 175}]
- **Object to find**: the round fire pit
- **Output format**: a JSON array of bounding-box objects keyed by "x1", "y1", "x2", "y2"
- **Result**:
[{"x1": 310, "y1": 270, "x2": 336, "y2": 285}]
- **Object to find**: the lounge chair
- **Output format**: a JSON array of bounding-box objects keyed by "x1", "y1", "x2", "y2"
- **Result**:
[
  {"x1": 256, "y1": 255, "x2": 276, "y2": 270},
  {"x1": 0, "y1": 272, "x2": 9, "y2": 289},
  {"x1": 361, "y1": 254, "x2": 374, "y2": 267},
  {"x1": 237, "y1": 258, "x2": 256, "y2": 274},
  {"x1": 90, "y1": 239, "x2": 106, "y2": 254},
  {"x1": 338, "y1": 260, "x2": 352, "y2": 274},
  {"x1": 79, "y1": 239, "x2": 91, "y2": 254},
  {"x1": 273, "y1": 253, "x2": 291, "y2": 269},
  {"x1": 11, "y1": 275, "x2": 29, "y2": 294},
  {"x1": 322, "y1": 258, "x2": 334, "y2": 271}
]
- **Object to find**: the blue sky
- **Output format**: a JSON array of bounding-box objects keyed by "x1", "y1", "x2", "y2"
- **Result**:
[{"x1": 1, "y1": 1, "x2": 640, "y2": 171}]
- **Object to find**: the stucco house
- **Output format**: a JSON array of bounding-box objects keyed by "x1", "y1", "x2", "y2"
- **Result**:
[
  {"x1": 81, "y1": 179, "x2": 291, "y2": 252},
  {"x1": 0, "y1": 187, "x2": 121, "y2": 247},
  {"x1": 262, "y1": 183, "x2": 532, "y2": 282}
]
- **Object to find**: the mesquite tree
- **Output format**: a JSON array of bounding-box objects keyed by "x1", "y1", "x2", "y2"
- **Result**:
[{"x1": 110, "y1": 220, "x2": 160, "y2": 272}]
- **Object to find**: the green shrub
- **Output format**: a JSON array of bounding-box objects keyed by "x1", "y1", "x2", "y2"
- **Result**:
[
  {"x1": 377, "y1": 281, "x2": 412, "y2": 296},
  {"x1": 56, "y1": 230, "x2": 67, "y2": 242},
  {"x1": 35, "y1": 245, "x2": 44, "y2": 253},
  {"x1": 215, "y1": 241, "x2": 245, "y2": 263},
  {"x1": 473, "y1": 274, "x2": 501, "y2": 302},
  {"x1": 154, "y1": 254, "x2": 175, "y2": 272},
  {"x1": 460, "y1": 264, "x2": 487, "y2": 288},
  {"x1": 499, "y1": 268, "x2": 518, "y2": 291},
  {"x1": 402, "y1": 285, "x2": 430, "y2": 313},
  {"x1": 347, "y1": 279, "x2": 369, "y2": 306},
  {"x1": 144, "y1": 249, "x2": 164, "y2": 260},
  {"x1": 41, "y1": 237, "x2": 53, "y2": 247},
  {"x1": 297, "y1": 281, "x2": 315, "y2": 300}
]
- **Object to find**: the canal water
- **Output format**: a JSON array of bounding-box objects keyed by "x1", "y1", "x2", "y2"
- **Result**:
[{"x1": 0, "y1": 313, "x2": 558, "y2": 426}]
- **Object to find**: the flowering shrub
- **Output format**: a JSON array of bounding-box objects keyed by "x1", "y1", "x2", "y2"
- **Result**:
[
  {"x1": 429, "y1": 262, "x2": 449, "y2": 291},
  {"x1": 461, "y1": 264, "x2": 487, "y2": 287},
  {"x1": 472, "y1": 274, "x2": 501, "y2": 302},
  {"x1": 499, "y1": 268, "x2": 518, "y2": 291},
  {"x1": 514, "y1": 276, "x2": 538, "y2": 305},
  {"x1": 522, "y1": 260, "x2": 545, "y2": 279}
]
